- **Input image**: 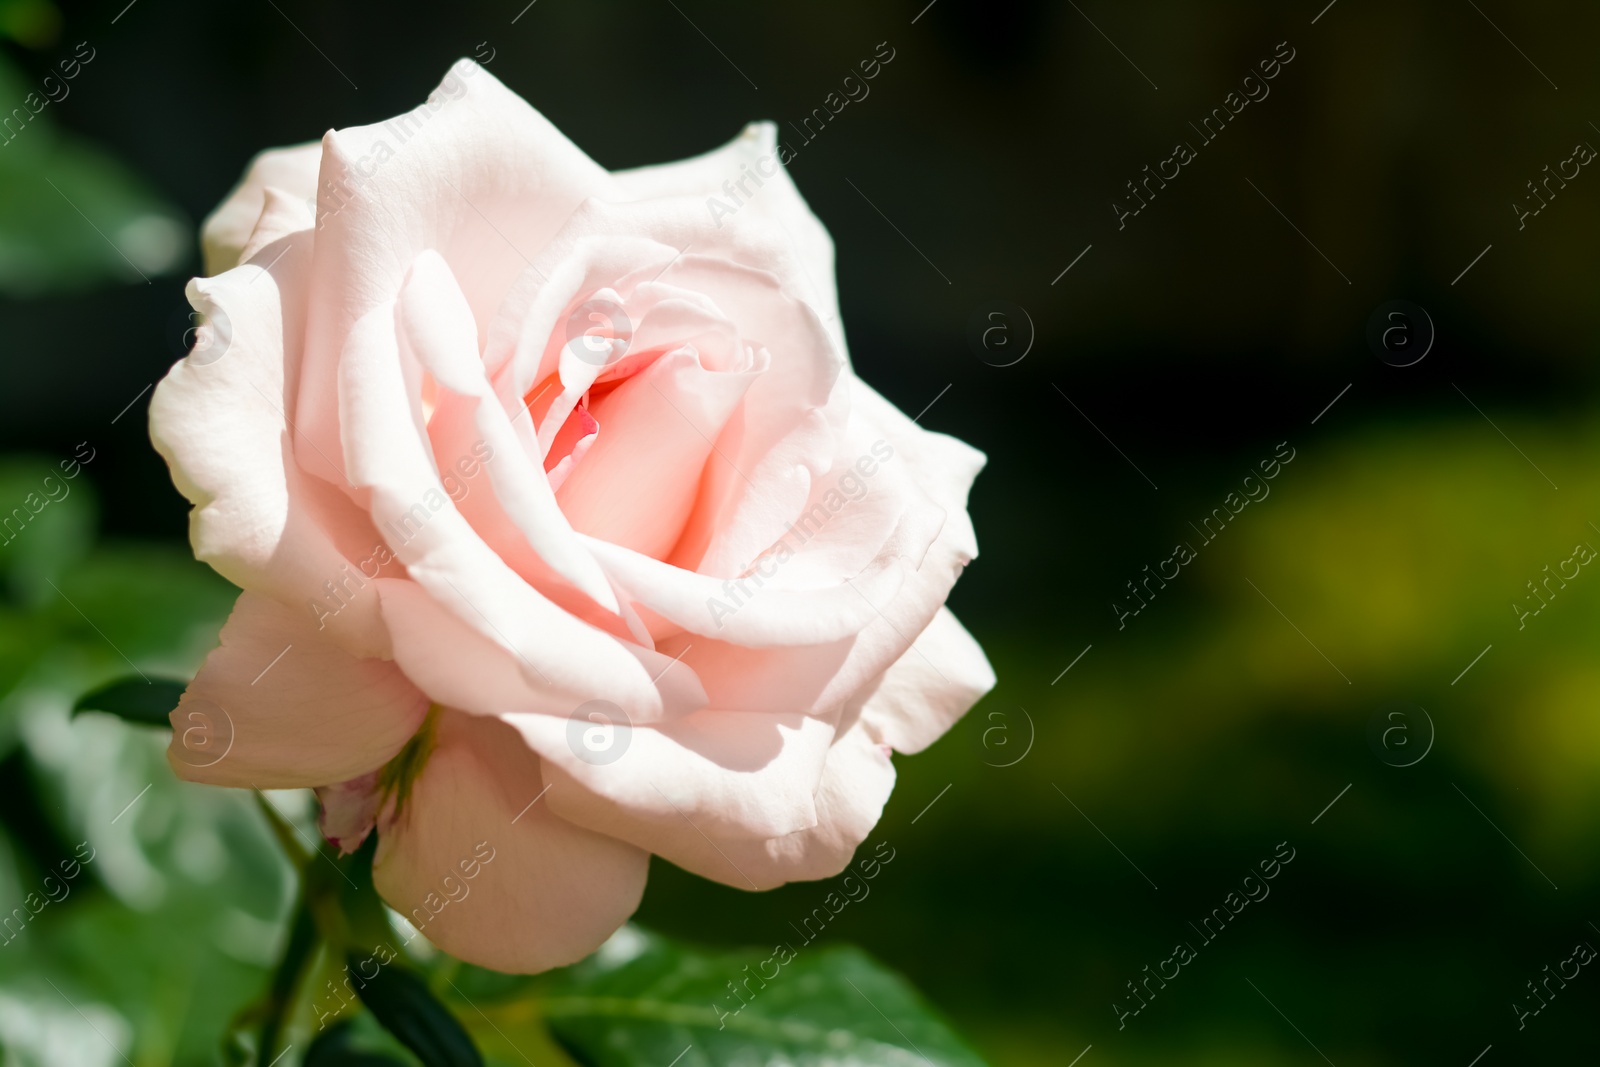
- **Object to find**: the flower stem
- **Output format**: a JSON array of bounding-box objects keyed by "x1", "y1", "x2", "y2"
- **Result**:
[
  {"x1": 257, "y1": 892, "x2": 320, "y2": 1064},
  {"x1": 253, "y1": 790, "x2": 312, "y2": 870}
]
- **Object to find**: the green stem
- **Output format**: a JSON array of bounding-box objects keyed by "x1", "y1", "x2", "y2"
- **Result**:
[
  {"x1": 245, "y1": 792, "x2": 342, "y2": 1064},
  {"x1": 257, "y1": 893, "x2": 321, "y2": 1065},
  {"x1": 254, "y1": 791, "x2": 312, "y2": 870}
]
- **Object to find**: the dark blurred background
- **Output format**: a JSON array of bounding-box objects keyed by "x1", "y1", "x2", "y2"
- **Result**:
[{"x1": 3, "y1": 0, "x2": 1600, "y2": 1063}]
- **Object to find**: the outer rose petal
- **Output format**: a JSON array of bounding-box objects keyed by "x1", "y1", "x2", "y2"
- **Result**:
[
  {"x1": 373, "y1": 711, "x2": 647, "y2": 973},
  {"x1": 201, "y1": 142, "x2": 321, "y2": 276},
  {"x1": 857, "y1": 607, "x2": 995, "y2": 754},
  {"x1": 514, "y1": 707, "x2": 837, "y2": 846},
  {"x1": 697, "y1": 521, "x2": 970, "y2": 726},
  {"x1": 852, "y1": 377, "x2": 983, "y2": 561},
  {"x1": 167, "y1": 593, "x2": 429, "y2": 788},
  {"x1": 237, "y1": 188, "x2": 316, "y2": 266},
  {"x1": 150, "y1": 231, "x2": 396, "y2": 659},
  {"x1": 651, "y1": 724, "x2": 897, "y2": 890}
]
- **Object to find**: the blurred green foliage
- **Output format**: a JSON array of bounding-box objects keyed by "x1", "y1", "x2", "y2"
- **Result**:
[
  {"x1": 0, "y1": 0, "x2": 60, "y2": 50},
  {"x1": 0, "y1": 458, "x2": 267, "y2": 1065},
  {"x1": 0, "y1": 40, "x2": 189, "y2": 297}
]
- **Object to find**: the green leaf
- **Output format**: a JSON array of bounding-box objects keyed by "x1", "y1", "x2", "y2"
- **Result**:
[
  {"x1": 355, "y1": 960, "x2": 484, "y2": 1067},
  {"x1": 72, "y1": 676, "x2": 186, "y2": 726},
  {"x1": 305, "y1": 1019, "x2": 412, "y2": 1066},
  {"x1": 539, "y1": 928, "x2": 990, "y2": 1067}
]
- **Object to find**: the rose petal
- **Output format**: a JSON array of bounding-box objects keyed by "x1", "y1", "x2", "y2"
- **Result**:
[
  {"x1": 481, "y1": 212, "x2": 845, "y2": 576},
  {"x1": 201, "y1": 141, "x2": 321, "y2": 276},
  {"x1": 238, "y1": 187, "x2": 316, "y2": 267},
  {"x1": 338, "y1": 301, "x2": 700, "y2": 723},
  {"x1": 857, "y1": 607, "x2": 995, "y2": 754},
  {"x1": 149, "y1": 232, "x2": 396, "y2": 659},
  {"x1": 543, "y1": 403, "x2": 597, "y2": 490},
  {"x1": 513, "y1": 707, "x2": 837, "y2": 850},
  {"x1": 295, "y1": 60, "x2": 614, "y2": 488},
  {"x1": 398, "y1": 250, "x2": 618, "y2": 612},
  {"x1": 669, "y1": 373, "x2": 988, "y2": 716},
  {"x1": 557, "y1": 346, "x2": 761, "y2": 560},
  {"x1": 851, "y1": 378, "x2": 984, "y2": 561},
  {"x1": 167, "y1": 593, "x2": 429, "y2": 789},
  {"x1": 647, "y1": 724, "x2": 896, "y2": 889},
  {"x1": 669, "y1": 514, "x2": 970, "y2": 726},
  {"x1": 612, "y1": 122, "x2": 844, "y2": 358},
  {"x1": 582, "y1": 524, "x2": 913, "y2": 650},
  {"x1": 316, "y1": 771, "x2": 382, "y2": 855},
  {"x1": 376, "y1": 577, "x2": 707, "y2": 721},
  {"x1": 373, "y1": 710, "x2": 647, "y2": 973}
]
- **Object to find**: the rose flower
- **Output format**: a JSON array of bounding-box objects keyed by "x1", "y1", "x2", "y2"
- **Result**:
[{"x1": 152, "y1": 61, "x2": 993, "y2": 973}]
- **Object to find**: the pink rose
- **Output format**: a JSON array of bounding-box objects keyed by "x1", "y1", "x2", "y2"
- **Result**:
[{"x1": 152, "y1": 60, "x2": 992, "y2": 973}]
